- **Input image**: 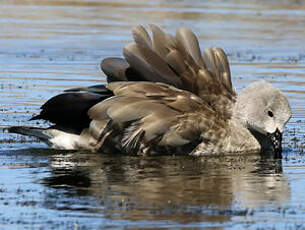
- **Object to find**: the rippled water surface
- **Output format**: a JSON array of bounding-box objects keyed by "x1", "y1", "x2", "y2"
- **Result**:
[{"x1": 0, "y1": 0, "x2": 305, "y2": 229}]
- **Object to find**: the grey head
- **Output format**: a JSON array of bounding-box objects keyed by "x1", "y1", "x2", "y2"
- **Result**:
[{"x1": 233, "y1": 80, "x2": 291, "y2": 158}]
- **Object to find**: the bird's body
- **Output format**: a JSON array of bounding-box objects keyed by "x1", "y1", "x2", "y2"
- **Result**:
[{"x1": 8, "y1": 25, "x2": 291, "y2": 157}]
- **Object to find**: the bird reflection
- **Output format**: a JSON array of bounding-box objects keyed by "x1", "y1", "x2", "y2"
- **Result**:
[{"x1": 42, "y1": 151, "x2": 290, "y2": 223}]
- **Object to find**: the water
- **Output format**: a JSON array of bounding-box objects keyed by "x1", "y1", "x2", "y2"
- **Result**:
[{"x1": 0, "y1": 0, "x2": 305, "y2": 229}]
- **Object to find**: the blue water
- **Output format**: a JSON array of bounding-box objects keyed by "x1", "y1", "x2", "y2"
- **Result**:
[{"x1": 0, "y1": 0, "x2": 305, "y2": 229}]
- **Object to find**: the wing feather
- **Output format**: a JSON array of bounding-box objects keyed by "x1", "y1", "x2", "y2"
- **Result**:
[
  {"x1": 149, "y1": 24, "x2": 170, "y2": 57},
  {"x1": 100, "y1": 25, "x2": 237, "y2": 119},
  {"x1": 175, "y1": 27, "x2": 205, "y2": 67},
  {"x1": 87, "y1": 81, "x2": 211, "y2": 154},
  {"x1": 203, "y1": 47, "x2": 234, "y2": 94},
  {"x1": 123, "y1": 42, "x2": 182, "y2": 87},
  {"x1": 132, "y1": 25, "x2": 152, "y2": 48}
]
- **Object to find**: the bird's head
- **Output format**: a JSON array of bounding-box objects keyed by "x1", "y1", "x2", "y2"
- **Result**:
[{"x1": 234, "y1": 80, "x2": 291, "y2": 158}]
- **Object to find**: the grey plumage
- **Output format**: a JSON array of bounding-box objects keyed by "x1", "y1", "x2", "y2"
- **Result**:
[{"x1": 8, "y1": 25, "x2": 291, "y2": 157}]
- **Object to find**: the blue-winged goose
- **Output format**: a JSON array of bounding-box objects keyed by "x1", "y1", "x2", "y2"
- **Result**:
[{"x1": 8, "y1": 25, "x2": 291, "y2": 158}]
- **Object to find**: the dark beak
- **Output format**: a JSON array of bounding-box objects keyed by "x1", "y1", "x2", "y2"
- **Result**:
[{"x1": 268, "y1": 128, "x2": 282, "y2": 159}]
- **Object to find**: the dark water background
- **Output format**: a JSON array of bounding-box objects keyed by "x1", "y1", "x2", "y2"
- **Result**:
[{"x1": 0, "y1": 0, "x2": 305, "y2": 229}]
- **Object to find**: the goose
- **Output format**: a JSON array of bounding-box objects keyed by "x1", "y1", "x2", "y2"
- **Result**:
[{"x1": 8, "y1": 25, "x2": 291, "y2": 158}]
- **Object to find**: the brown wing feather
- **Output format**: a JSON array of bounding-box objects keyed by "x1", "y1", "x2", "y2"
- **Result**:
[
  {"x1": 87, "y1": 81, "x2": 216, "y2": 154},
  {"x1": 175, "y1": 27, "x2": 205, "y2": 67},
  {"x1": 106, "y1": 81, "x2": 205, "y2": 111},
  {"x1": 203, "y1": 47, "x2": 235, "y2": 94},
  {"x1": 120, "y1": 25, "x2": 236, "y2": 117},
  {"x1": 149, "y1": 24, "x2": 170, "y2": 57},
  {"x1": 132, "y1": 25, "x2": 152, "y2": 48},
  {"x1": 123, "y1": 43, "x2": 181, "y2": 87},
  {"x1": 100, "y1": 57, "x2": 129, "y2": 82}
]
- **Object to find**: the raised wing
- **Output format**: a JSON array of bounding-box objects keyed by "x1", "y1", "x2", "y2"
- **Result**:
[{"x1": 101, "y1": 25, "x2": 237, "y2": 119}]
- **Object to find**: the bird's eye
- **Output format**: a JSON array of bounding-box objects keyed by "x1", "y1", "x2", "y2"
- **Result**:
[{"x1": 268, "y1": 110, "x2": 274, "y2": 117}]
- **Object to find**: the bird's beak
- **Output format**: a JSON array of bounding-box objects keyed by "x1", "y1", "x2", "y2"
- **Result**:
[{"x1": 268, "y1": 128, "x2": 282, "y2": 159}]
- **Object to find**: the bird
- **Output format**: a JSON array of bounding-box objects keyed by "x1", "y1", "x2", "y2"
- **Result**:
[{"x1": 8, "y1": 25, "x2": 291, "y2": 158}]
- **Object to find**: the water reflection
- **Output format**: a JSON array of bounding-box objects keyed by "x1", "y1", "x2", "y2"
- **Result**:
[{"x1": 42, "y1": 151, "x2": 290, "y2": 223}]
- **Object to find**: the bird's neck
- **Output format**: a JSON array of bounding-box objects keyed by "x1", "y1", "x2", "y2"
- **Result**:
[
  {"x1": 227, "y1": 119, "x2": 261, "y2": 153},
  {"x1": 232, "y1": 96, "x2": 270, "y2": 152},
  {"x1": 232, "y1": 95, "x2": 248, "y2": 129}
]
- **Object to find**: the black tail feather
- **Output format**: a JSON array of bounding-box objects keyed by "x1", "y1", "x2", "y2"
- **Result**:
[
  {"x1": 8, "y1": 126, "x2": 50, "y2": 140},
  {"x1": 30, "y1": 91, "x2": 112, "y2": 133}
]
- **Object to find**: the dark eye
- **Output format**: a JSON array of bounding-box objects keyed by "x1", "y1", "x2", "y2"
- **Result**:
[{"x1": 268, "y1": 110, "x2": 273, "y2": 117}]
